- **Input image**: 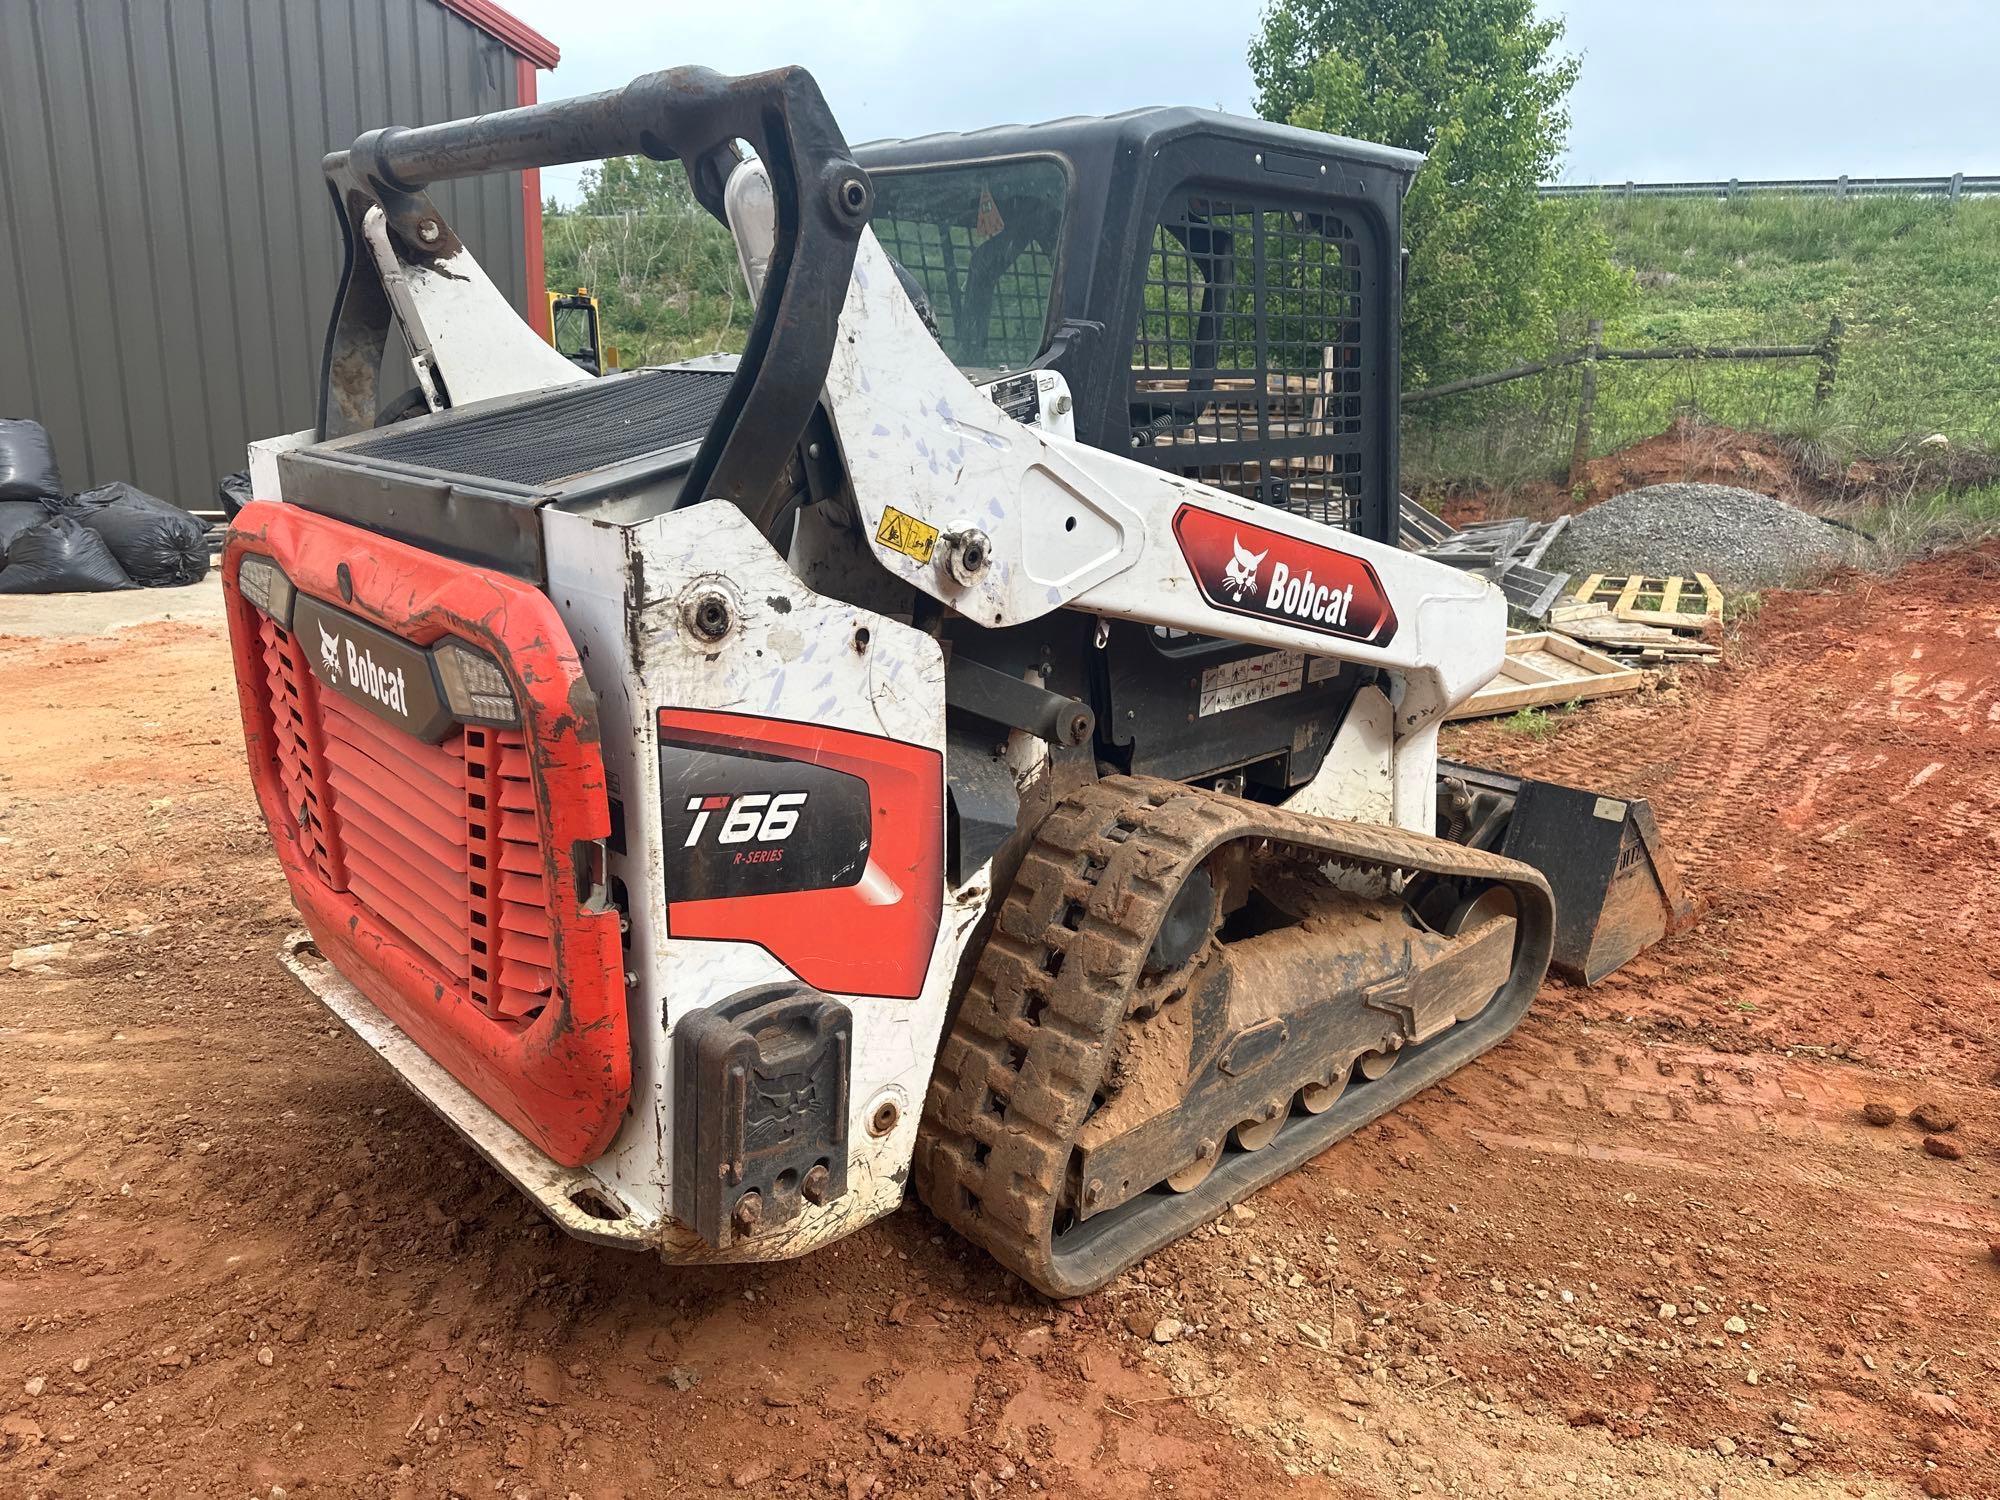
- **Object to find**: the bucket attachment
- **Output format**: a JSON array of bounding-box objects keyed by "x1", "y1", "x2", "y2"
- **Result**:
[{"x1": 1437, "y1": 761, "x2": 1691, "y2": 985}]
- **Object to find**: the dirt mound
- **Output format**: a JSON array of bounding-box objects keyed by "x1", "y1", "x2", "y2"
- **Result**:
[
  {"x1": 1579, "y1": 419, "x2": 1834, "y2": 506},
  {"x1": 1430, "y1": 417, "x2": 1947, "y2": 530}
]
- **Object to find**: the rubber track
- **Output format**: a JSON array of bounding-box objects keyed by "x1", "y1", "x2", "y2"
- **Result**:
[{"x1": 914, "y1": 774, "x2": 1553, "y2": 1297}]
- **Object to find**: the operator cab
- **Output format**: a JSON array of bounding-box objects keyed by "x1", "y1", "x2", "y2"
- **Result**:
[
  {"x1": 856, "y1": 111, "x2": 1418, "y2": 812},
  {"x1": 857, "y1": 109, "x2": 1418, "y2": 547}
]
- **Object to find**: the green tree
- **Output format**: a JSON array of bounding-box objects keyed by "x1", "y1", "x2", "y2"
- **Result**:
[
  {"x1": 542, "y1": 156, "x2": 747, "y2": 365},
  {"x1": 573, "y1": 155, "x2": 700, "y2": 217},
  {"x1": 1250, "y1": 0, "x2": 1628, "y2": 386}
]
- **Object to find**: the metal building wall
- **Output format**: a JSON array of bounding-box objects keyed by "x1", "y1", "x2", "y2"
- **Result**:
[{"x1": 0, "y1": 0, "x2": 533, "y2": 507}]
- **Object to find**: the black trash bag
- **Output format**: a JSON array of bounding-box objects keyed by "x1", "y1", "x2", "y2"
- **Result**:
[
  {"x1": 0, "y1": 517, "x2": 135, "y2": 593},
  {"x1": 59, "y1": 481, "x2": 211, "y2": 586},
  {"x1": 217, "y1": 469, "x2": 253, "y2": 520},
  {"x1": 0, "y1": 499, "x2": 52, "y2": 558},
  {"x1": 0, "y1": 419, "x2": 62, "y2": 501}
]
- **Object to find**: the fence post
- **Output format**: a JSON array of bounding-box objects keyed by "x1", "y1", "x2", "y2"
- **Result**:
[
  {"x1": 1950, "y1": 171, "x2": 1964, "y2": 203},
  {"x1": 1568, "y1": 317, "x2": 1604, "y2": 490},
  {"x1": 1836, "y1": 174, "x2": 1848, "y2": 201},
  {"x1": 1815, "y1": 313, "x2": 1844, "y2": 406}
]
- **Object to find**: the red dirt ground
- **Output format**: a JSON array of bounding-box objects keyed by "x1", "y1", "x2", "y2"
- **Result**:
[{"x1": 3, "y1": 546, "x2": 1998, "y2": 1499}]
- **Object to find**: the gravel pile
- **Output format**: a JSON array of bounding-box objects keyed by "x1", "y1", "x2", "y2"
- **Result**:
[{"x1": 1546, "y1": 482, "x2": 1858, "y2": 591}]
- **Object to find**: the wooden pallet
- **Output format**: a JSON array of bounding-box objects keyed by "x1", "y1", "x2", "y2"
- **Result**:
[
  {"x1": 1571, "y1": 572, "x2": 1723, "y2": 633},
  {"x1": 1446, "y1": 632, "x2": 1647, "y2": 721},
  {"x1": 1546, "y1": 601, "x2": 1721, "y2": 662}
]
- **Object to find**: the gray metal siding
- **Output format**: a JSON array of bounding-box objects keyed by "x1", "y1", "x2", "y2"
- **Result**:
[{"x1": 0, "y1": 0, "x2": 531, "y2": 508}]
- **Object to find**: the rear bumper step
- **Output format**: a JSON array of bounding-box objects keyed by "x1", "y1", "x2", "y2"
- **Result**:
[{"x1": 279, "y1": 931, "x2": 656, "y2": 1250}]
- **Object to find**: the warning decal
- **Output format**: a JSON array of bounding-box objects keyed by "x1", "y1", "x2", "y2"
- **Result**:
[
  {"x1": 1198, "y1": 650, "x2": 1305, "y2": 717},
  {"x1": 975, "y1": 185, "x2": 1005, "y2": 241},
  {"x1": 876, "y1": 506, "x2": 940, "y2": 563}
]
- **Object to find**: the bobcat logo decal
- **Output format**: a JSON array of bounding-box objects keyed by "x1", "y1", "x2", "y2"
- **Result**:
[
  {"x1": 318, "y1": 621, "x2": 342, "y2": 679},
  {"x1": 1221, "y1": 536, "x2": 1267, "y2": 601},
  {"x1": 1171, "y1": 504, "x2": 1399, "y2": 647}
]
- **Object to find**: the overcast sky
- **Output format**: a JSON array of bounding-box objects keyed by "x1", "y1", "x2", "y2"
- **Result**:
[{"x1": 503, "y1": 0, "x2": 1995, "y2": 200}]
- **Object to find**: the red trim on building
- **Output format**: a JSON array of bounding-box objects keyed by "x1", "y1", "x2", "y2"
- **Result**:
[
  {"x1": 430, "y1": 1, "x2": 558, "y2": 328},
  {"x1": 437, "y1": 0, "x2": 560, "y2": 69},
  {"x1": 517, "y1": 56, "x2": 550, "y2": 338}
]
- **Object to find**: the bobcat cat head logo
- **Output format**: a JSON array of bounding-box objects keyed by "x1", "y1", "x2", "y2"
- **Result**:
[
  {"x1": 318, "y1": 621, "x2": 342, "y2": 679},
  {"x1": 1222, "y1": 536, "x2": 1267, "y2": 601}
]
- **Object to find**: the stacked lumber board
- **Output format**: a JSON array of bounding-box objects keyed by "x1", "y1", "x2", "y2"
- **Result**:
[
  {"x1": 1546, "y1": 601, "x2": 1720, "y2": 663},
  {"x1": 1446, "y1": 572, "x2": 1727, "y2": 723}
]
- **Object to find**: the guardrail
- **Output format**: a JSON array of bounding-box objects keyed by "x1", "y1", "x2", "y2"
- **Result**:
[{"x1": 1541, "y1": 173, "x2": 2000, "y2": 201}]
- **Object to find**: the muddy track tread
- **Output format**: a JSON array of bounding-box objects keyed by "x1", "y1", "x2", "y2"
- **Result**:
[{"x1": 914, "y1": 775, "x2": 1552, "y2": 1296}]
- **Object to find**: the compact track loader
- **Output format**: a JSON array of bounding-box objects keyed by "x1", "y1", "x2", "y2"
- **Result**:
[{"x1": 223, "y1": 66, "x2": 1672, "y2": 1296}]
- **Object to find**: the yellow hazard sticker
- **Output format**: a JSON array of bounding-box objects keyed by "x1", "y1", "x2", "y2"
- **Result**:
[{"x1": 876, "y1": 506, "x2": 940, "y2": 563}]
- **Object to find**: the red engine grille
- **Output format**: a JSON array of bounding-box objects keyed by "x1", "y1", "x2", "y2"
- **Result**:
[
  {"x1": 225, "y1": 501, "x2": 628, "y2": 1168},
  {"x1": 254, "y1": 616, "x2": 553, "y2": 1027},
  {"x1": 256, "y1": 615, "x2": 341, "y2": 888}
]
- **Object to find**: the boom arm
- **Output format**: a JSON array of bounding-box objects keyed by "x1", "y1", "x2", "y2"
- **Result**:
[{"x1": 730, "y1": 161, "x2": 1505, "y2": 831}]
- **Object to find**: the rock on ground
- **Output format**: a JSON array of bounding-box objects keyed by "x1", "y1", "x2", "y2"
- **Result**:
[
  {"x1": 1910, "y1": 1101, "x2": 1958, "y2": 1133},
  {"x1": 1545, "y1": 483, "x2": 1858, "y2": 591}
]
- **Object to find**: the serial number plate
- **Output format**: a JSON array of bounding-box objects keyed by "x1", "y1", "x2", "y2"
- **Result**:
[{"x1": 1198, "y1": 650, "x2": 1304, "y2": 716}]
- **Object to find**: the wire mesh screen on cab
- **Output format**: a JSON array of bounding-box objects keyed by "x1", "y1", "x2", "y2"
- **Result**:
[
  {"x1": 868, "y1": 159, "x2": 1065, "y2": 375},
  {"x1": 1130, "y1": 194, "x2": 1372, "y2": 532}
]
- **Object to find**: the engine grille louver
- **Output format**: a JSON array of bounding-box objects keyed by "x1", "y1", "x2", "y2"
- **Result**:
[
  {"x1": 254, "y1": 617, "x2": 553, "y2": 1029},
  {"x1": 257, "y1": 617, "x2": 341, "y2": 887}
]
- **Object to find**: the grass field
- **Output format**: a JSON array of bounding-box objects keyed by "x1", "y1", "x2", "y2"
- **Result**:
[
  {"x1": 1405, "y1": 194, "x2": 2000, "y2": 489},
  {"x1": 546, "y1": 190, "x2": 2000, "y2": 520}
]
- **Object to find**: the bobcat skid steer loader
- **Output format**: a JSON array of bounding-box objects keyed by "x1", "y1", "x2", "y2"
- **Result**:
[{"x1": 224, "y1": 66, "x2": 1565, "y2": 1297}]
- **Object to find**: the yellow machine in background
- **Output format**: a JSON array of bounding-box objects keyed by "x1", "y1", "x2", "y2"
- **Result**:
[{"x1": 545, "y1": 288, "x2": 616, "y2": 376}]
